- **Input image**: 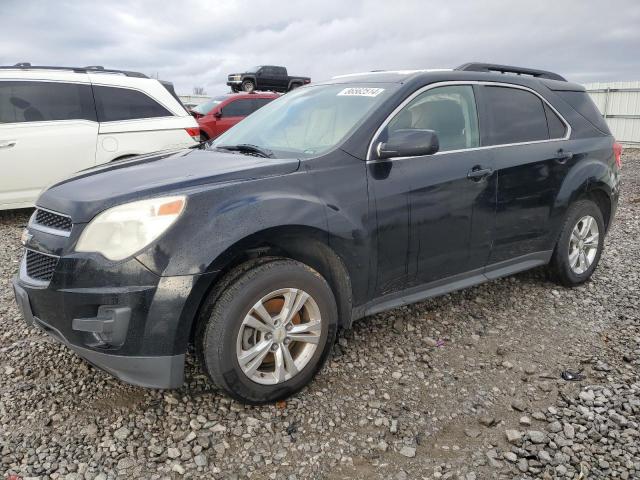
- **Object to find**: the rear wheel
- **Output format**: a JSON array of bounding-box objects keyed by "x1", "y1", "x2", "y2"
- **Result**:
[
  {"x1": 289, "y1": 83, "x2": 301, "y2": 91},
  {"x1": 197, "y1": 259, "x2": 338, "y2": 404},
  {"x1": 242, "y1": 80, "x2": 255, "y2": 93},
  {"x1": 548, "y1": 199, "x2": 605, "y2": 287}
]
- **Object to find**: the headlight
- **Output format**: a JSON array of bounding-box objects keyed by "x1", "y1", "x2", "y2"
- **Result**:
[{"x1": 75, "y1": 196, "x2": 186, "y2": 261}]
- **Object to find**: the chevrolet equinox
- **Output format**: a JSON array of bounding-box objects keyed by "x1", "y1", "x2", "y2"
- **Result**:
[{"x1": 13, "y1": 63, "x2": 621, "y2": 404}]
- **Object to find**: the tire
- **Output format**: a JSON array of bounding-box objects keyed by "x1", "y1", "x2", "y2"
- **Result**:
[
  {"x1": 548, "y1": 199, "x2": 605, "y2": 287},
  {"x1": 241, "y1": 79, "x2": 255, "y2": 93},
  {"x1": 197, "y1": 258, "x2": 338, "y2": 404},
  {"x1": 289, "y1": 83, "x2": 301, "y2": 91}
]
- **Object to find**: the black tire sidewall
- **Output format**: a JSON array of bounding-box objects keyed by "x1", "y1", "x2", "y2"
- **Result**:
[
  {"x1": 202, "y1": 261, "x2": 337, "y2": 404},
  {"x1": 553, "y1": 200, "x2": 605, "y2": 286}
]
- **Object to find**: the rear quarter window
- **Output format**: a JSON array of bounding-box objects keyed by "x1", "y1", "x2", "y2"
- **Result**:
[
  {"x1": 93, "y1": 85, "x2": 172, "y2": 122},
  {"x1": 0, "y1": 81, "x2": 96, "y2": 123},
  {"x1": 484, "y1": 86, "x2": 549, "y2": 145},
  {"x1": 555, "y1": 91, "x2": 611, "y2": 135}
]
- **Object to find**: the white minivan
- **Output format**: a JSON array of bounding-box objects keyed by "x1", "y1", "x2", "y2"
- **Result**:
[{"x1": 0, "y1": 64, "x2": 200, "y2": 210}]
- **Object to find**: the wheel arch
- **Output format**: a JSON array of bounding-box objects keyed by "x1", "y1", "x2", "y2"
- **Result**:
[
  {"x1": 552, "y1": 157, "x2": 616, "y2": 239},
  {"x1": 186, "y1": 224, "x2": 354, "y2": 347}
]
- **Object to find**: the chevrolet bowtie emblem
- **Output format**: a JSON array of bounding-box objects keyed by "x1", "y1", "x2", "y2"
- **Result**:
[{"x1": 21, "y1": 229, "x2": 33, "y2": 246}]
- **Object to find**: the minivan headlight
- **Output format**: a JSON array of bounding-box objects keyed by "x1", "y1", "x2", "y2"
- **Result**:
[{"x1": 75, "y1": 196, "x2": 186, "y2": 261}]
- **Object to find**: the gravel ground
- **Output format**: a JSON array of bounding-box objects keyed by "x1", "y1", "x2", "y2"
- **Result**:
[{"x1": 1, "y1": 151, "x2": 639, "y2": 480}]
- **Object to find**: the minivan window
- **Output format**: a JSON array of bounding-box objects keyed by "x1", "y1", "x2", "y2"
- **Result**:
[
  {"x1": 93, "y1": 86, "x2": 172, "y2": 122},
  {"x1": 0, "y1": 81, "x2": 96, "y2": 123},
  {"x1": 386, "y1": 85, "x2": 479, "y2": 152},
  {"x1": 222, "y1": 99, "x2": 254, "y2": 117},
  {"x1": 484, "y1": 86, "x2": 549, "y2": 145}
]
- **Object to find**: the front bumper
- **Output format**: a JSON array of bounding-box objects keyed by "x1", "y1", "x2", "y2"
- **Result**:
[
  {"x1": 13, "y1": 247, "x2": 213, "y2": 389},
  {"x1": 14, "y1": 277, "x2": 184, "y2": 387}
]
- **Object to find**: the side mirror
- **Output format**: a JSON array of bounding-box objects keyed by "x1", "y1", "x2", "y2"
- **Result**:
[
  {"x1": 213, "y1": 111, "x2": 222, "y2": 119},
  {"x1": 376, "y1": 129, "x2": 439, "y2": 159}
]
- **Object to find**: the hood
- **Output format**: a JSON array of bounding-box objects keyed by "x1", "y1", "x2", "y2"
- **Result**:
[{"x1": 37, "y1": 148, "x2": 300, "y2": 223}]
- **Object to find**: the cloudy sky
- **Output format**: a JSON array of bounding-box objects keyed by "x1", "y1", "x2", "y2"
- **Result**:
[{"x1": 1, "y1": 0, "x2": 639, "y2": 96}]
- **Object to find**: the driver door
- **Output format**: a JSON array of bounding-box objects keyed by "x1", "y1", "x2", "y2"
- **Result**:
[{"x1": 369, "y1": 84, "x2": 496, "y2": 294}]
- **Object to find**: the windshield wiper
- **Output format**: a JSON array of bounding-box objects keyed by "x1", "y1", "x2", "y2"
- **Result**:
[{"x1": 216, "y1": 144, "x2": 274, "y2": 158}]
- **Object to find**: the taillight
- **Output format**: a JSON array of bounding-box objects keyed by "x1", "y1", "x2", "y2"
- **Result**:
[
  {"x1": 185, "y1": 127, "x2": 200, "y2": 142},
  {"x1": 613, "y1": 142, "x2": 622, "y2": 169}
]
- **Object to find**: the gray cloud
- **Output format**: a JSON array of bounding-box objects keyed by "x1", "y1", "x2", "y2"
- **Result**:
[{"x1": 1, "y1": 0, "x2": 639, "y2": 95}]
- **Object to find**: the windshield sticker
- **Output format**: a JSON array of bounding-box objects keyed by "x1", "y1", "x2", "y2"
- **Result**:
[{"x1": 337, "y1": 87, "x2": 385, "y2": 97}]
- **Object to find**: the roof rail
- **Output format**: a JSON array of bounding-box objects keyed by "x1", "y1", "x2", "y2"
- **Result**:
[
  {"x1": 455, "y1": 63, "x2": 566, "y2": 82},
  {"x1": 0, "y1": 63, "x2": 148, "y2": 78}
]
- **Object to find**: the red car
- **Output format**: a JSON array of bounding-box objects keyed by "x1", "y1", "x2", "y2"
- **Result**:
[{"x1": 190, "y1": 92, "x2": 279, "y2": 140}]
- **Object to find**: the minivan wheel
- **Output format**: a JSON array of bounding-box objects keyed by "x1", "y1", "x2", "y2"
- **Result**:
[
  {"x1": 242, "y1": 80, "x2": 255, "y2": 93},
  {"x1": 198, "y1": 259, "x2": 338, "y2": 404},
  {"x1": 548, "y1": 199, "x2": 605, "y2": 287}
]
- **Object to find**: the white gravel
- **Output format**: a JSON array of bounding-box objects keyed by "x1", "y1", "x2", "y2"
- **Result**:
[{"x1": 1, "y1": 151, "x2": 639, "y2": 479}]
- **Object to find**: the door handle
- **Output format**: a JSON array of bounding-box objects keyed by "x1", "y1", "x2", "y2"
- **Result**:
[
  {"x1": 555, "y1": 149, "x2": 573, "y2": 164},
  {"x1": 0, "y1": 140, "x2": 17, "y2": 149},
  {"x1": 467, "y1": 166, "x2": 493, "y2": 181}
]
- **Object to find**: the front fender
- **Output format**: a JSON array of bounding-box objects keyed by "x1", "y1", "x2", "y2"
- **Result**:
[{"x1": 136, "y1": 170, "x2": 328, "y2": 276}]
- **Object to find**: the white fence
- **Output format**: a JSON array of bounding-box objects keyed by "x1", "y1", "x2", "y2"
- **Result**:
[{"x1": 584, "y1": 82, "x2": 640, "y2": 147}]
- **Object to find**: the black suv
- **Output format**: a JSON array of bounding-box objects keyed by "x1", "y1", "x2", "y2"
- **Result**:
[
  {"x1": 227, "y1": 65, "x2": 311, "y2": 93},
  {"x1": 13, "y1": 63, "x2": 621, "y2": 404}
]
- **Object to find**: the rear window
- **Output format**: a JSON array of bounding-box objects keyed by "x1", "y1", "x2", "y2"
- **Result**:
[
  {"x1": 0, "y1": 81, "x2": 96, "y2": 123},
  {"x1": 556, "y1": 91, "x2": 611, "y2": 134},
  {"x1": 484, "y1": 86, "x2": 549, "y2": 145},
  {"x1": 93, "y1": 86, "x2": 172, "y2": 122}
]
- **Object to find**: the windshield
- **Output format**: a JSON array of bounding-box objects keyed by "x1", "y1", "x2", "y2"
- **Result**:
[
  {"x1": 210, "y1": 83, "x2": 396, "y2": 158},
  {"x1": 191, "y1": 96, "x2": 227, "y2": 115}
]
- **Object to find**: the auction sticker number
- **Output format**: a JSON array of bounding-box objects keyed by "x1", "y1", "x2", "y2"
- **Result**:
[{"x1": 337, "y1": 87, "x2": 385, "y2": 97}]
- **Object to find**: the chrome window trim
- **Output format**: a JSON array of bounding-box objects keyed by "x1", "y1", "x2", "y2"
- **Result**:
[
  {"x1": 366, "y1": 80, "x2": 572, "y2": 162},
  {"x1": 30, "y1": 207, "x2": 72, "y2": 238}
]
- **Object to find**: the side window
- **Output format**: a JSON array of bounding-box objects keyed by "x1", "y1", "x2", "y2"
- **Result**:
[
  {"x1": 93, "y1": 86, "x2": 172, "y2": 122},
  {"x1": 386, "y1": 85, "x2": 479, "y2": 152},
  {"x1": 252, "y1": 98, "x2": 275, "y2": 111},
  {"x1": 484, "y1": 86, "x2": 549, "y2": 145},
  {"x1": 544, "y1": 103, "x2": 567, "y2": 139},
  {"x1": 222, "y1": 99, "x2": 254, "y2": 117},
  {"x1": 274, "y1": 67, "x2": 287, "y2": 76},
  {"x1": 0, "y1": 81, "x2": 96, "y2": 123}
]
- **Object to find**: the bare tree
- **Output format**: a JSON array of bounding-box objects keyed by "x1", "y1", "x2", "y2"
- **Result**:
[{"x1": 193, "y1": 86, "x2": 207, "y2": 96}]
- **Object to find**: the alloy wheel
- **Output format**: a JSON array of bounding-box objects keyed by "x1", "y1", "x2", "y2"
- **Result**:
[
  {"x1": 568, "y1": 215, "x2": 599, "y2": 274},
  {"x1": 235, "y1": 288, "x2": 322, "y2": 385}
]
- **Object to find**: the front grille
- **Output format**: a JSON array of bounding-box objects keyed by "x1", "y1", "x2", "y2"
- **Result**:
[
  {"x1": 34, "y1": 209, "x2": 72, "y2": 232},
  {"x1": 25, "y1": 250, "x2": 59, "y2": 282}
]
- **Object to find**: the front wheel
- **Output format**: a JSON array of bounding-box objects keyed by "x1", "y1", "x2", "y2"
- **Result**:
[
  {"x1": 548, "y1": 199, "x2": 605, "y2": 287},
  {"x1": 198, "y1": 259, "x2": 338, "y2": 404},
  {"x1": 241, "y1": 79, "x2": 255, "y2": 93}
]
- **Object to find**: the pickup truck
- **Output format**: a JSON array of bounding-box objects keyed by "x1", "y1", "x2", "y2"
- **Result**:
[{"x1": 227, "y1": 65, "x2": 311, "y2": 93}]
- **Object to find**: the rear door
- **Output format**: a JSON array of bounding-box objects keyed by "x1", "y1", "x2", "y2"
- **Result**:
[
  {"x1": 478, "y1": 84, "x2": 571, "y2": 269},
  {"x1": 0, "y1": 79, "x2": 98, "y2": 208},
  {"x1": 92, "y1": 84, "x2": 189, "y2": 163}
]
